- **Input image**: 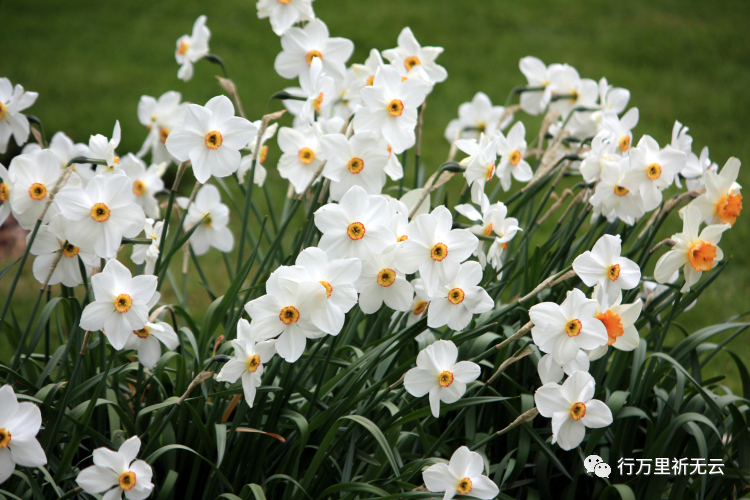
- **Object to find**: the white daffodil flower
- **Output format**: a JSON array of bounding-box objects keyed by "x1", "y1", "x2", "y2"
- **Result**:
[
  {"x1": 353, "y1": 65, "x2": 431, "y2": 154},
  {"x1": 282, "y1": 57, "x2": 336, "y2": 123},
  {"x1": 621, "y1": 135, "x2": 686, "y2": 211},
  {"x1": 529, "y1": 288, "x2": 608, "y2": 365},
  {"x1": 456, "y1": 133, "x2": 499, "y2": 204},
  {"x1": 351, "y1": 48, "x2": 384, "y2": 93},
  {"x1": 669, "y1": 120, "x2": 704, "y2": 186},
  {"x1": 119, "y1": 154, "x2": 166, "y2": 219},
  {"x1": 685, "y1": 146, "x2": 717, "y2": 191},
  {"x1": 534, "y1": 371, "x2": 613, "y2": 450},
  {"x1": 166, "y1": 95, "x2": 256, "y2": 184},
  {"x1": 56, "y1": 173, "x2": 146, "y2": 259},
  {"x1": 455, "y1": 196, "x2": 521, "y2": 268},
  {"x1": 0, "y1": 385, "x2": 47, "y2": 484},
  {"x1": 422, "y1": 446, "x2": 499, "y2": 500},
  {"x1": 176, "y1": 15, "x2": 211, "y2": 82},
  {"x1": 404, "y1": 340, "x2": 480, "y2": 418},
  {"x1": 277, "y1": 124, "x2": 324, "y2": 194},
  {"x1": 380, "y1": 137, "x2": 404, "y2": 181},
  {"x1": 123, "y1": 321, "x2": 179, "y2": 369},
  {"x1": 79, "y1": 259, "x2": 159, "y2": 350},
  {"x1": 274, "y1": 19, "x2": 353, "y2": 81},
  {"x1": 46, "y1": 131, "x2": 93, "y2": 185},
  {"x1": 0, "y1": 78, "x2": 38, "y2": 154},
  {"x1": 689, "y1": 157, "x2": 742, "y2": 227},
  {"x1": 245, "y1": 267, "x2": 327, "y2": 362},
  {"x1": 518, "y1": 56, "x2": 554, "y2": 116},
  {"x1": 590, "y1": 285, "x2": 642, "y2": 354},
  {"x1": 547, "y1": 64, "x2": 598, "y2": 116},
  {"x1": 76, "y1": 436, "x2": 153, "y2": 500},
  {"x1": 314, "y1": 185, "x2": 395, "y2": 260},
  {"x1": 238, "y1": 121, "x2": 278, "y2": 186},
  {"x1": 537, "y1": 351, "x2": 590, "y2": 385},
  {"x1": 654, "y1": 205, "x2": 730, "y2": 293},
  {"x1": 216, "y1": 319, "x2": 277, "y2": 407},
  {"x1": 382, "y1": 27, "x2": 447, "y2": 84},
  {"x1": 444, "y1": 91, "x2": 512, "y2": 143},
  {"x1": 601, "y1": 107, "x2": 639, "y2": 155},
  {"x1": 0, "y1": 163, "x2": 10, "y2": 227},
  {"x1": 321, "y1": 131, "x2": 390, "y2": 200},
  {"x1": 572, "y1": 234, "x2": 641, "y2": 304},
  {"x1": 405, "y1": 285, "x2": 429, "y2": 327},
  {"x1": 8, "y1": 149, "x2": 78, "y2": 230},
  {"x1": 89, "y1": 121, "x2": 123, "y2": 175},
  {"x1": 394, "y1": 205, "x2": 478, "y2": 296},
  {"x1": 355, "y1": 245, "x2": 413, "y2": 314},
  {"x1": 579, "y1": 130, "x2": 621, "y2": 184},
  {"x1": 388, "y1": 198, "x2": 410, "y2": 244},
  {"x1": 27, "y1": 223, "x2": 97, "y2": 287},
  {"x1": 257, "y1": 0, "x2": 315, "y2": 36},
  {"x1": 596, "y1": 77, "x2": 630, "y2": 115},
  {"x1": 177, "y1": 183, "x2": 234, "y2": 256},
  {"x1": 131, "y1": 218, "x2": 164, "y2": 275},
  {"x1": 589, "y1": 156, "x2": 645, "y2": 226},
  {"x1": 137, "y1": 91, "x2": 186, "y2": 164},
  {"x1": 496, "y1": 121, "x2": 533, "y2": 192}
]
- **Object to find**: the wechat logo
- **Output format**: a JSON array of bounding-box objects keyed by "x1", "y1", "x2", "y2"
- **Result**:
[{"x1": 585, "y1": 455, "x2": 611, "y2": 478}]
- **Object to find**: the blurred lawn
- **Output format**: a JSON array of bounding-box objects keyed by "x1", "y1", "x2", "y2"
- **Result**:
[{"x1": 1, "y1": 0, "x2": 749, "y2": 388}]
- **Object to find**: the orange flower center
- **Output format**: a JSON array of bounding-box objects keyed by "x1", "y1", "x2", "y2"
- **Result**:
[
  {"x1": 595, "y1": 309, "x2": 624, "y2": 345},
  {"x1": 388, "y1": 99, "x2": 404, "y2": 117},
  {"x1": 716, "y1": 192, "x2": 742, "y2": 226},
  {"x1": 0, "y1": 182, "x2": 9, "y2": 202},
  {"x1": 177, "y1": 40, "x2": 189, "y2": 56},
  {"x1": 305, "y1": 50, "x2": 323, "y2": 65},
  {"x1": 133, "y1": 179, "x2": 146, "y2": 196},
  {"x1": 412, "y1": 299, "x2": 428, "y2": 315},
  {"x1": 0, "y1": 428, "x2": 10, "y2": 448},
  {"x1": 133, "y1": 327, "x2": 150, "y2": 339},
  {"x1": 457, "y1": 477, "x2": 473, "y2": 495},
  {"x1": 646, "y1": 163, "x2": 662, "y2": 180},
  {"x1": 63, "y1": 243, "x2": 80, "y2": 258},
  {"x1": 619, "y1": 135, "x2": 631, "y2": 152},
  {"x1": 483, "y1": 223, "x2": 493, "y2": 236},
  {"x1": 570, "y1": 402, "x2": 586, "y2": 421},
  {"x1": 366, "y1": 75, "x2": 375, "y2": 86},
  {"x1": 159, "y1": 127, "x2": 170, "y2": 144},
  {"x1": 448, "y1": 287, "x2": 465, "y2": 305},
  {"x1": 205, "y1": 131, "x2": 223, "y2": 150},
  {"x1": 279, "y1": 306, "x2": 300, "y2": 325},
  {"x1": 687, "y1": 240, "x2": 717, "y2": 272},
  {"x1": 565, "y1": 319, "x2": 582, "y2": 337},
  {"x1": 404, "y1": 55, "x2": 421, "y2": 71},
  {"x1": 397, "y1": 234, "x2": 408, "y2": 242},
  {"x1": 438, "y1": 370, "x2": 454, "y2": 387},
  {"x1": 298, "y1": 147, "x2": 315, "y2": 164},
  {"x1": 607, "y1": 263, "x2": 621, "y2": 281},
  {"x1": 29, "y1": 183, "x2": 47, "y2": 200},
  {"x1": 246, "y1": 354, "x2": 261, "y2": 372},
  {"x1": 0, "y1": 102, "x2": 6, "y2": 121},
  {"x1": 114, "y1": 294, "x2": 133, "y2": 313},
  {"x1": 319, "y1": 280, "x2": 333, "y2": 298},
  {"x1": 509, "y1": 150, "x2": 522, "y2": 166},
  {"x1": 119, "y1": 471, "x2": 137, "y2": 491},
  {"x1": 430, "y1": 242, "x2": 448, "y2": 261},
  {"x1": 90, "y1": 202, "x2": 111, "y2": 222},
  {"x1": 277, "y1": 0, "x2": 292, "y2": 4},
  {"x1": 260, "y1": 145, "x2": 269, "y2": 164},
  {"x1": 313, "y1": 92, "x2": 324, "y2": 112},
  {"x1": 376, "y1": 268, "x2": 397, "y2": 287},
  {"x1": 347, "y1": 157, "x2": 365, "y2": 174},
  {"x1": 346, "y1": 222, "x2": 366, "y2": 240},
  {"x1": 614, "y1": 185, "x2": 629, "y2": 197}
]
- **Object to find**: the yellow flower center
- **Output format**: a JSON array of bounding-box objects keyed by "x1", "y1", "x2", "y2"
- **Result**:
[
  {"x1": 412, "y1": 299, "x2": 428, "y2": 315},
  {"x1": 646, "y1": 163, "x2": 662, "y2": 180},
  {"x1": 387, "y1": 99, "x2": 404, "y2": 117},
  {"x1": 485, "y1": 163, "x2": 495, "y2": 180},
  {"x1": 0, "y1": 428, "x2": 10, "y2": 448},
  {"x1": 29, "y1": 183, "x2": 47, "y2": 201},
  {"x1": 260, "y1": 145, "x2": 269, "y2": 164},
  {"x1": 595, "y1": 309, "x2": 624, "y2": 346},
  {"x1": 319, "y1": 280, "x2": 333, "y2": 298},
  {"x1": 133, "y1": 179, "x2": 146, "y2": 196},
  {"x1": 313, "y1": 92, "x2": 324, "y2": 112},
  {"x1": 448, "y1": 287, "x2": 465, "y2": 305},
  {"x1": 298, "y1": 147, "x2": 315, "y2": 164},
  {"x1": 114, "y1": 294, "x2": 133, "y2": 313},
  {"x1": 205, "y1": 131, "x2": 223, "y2": 150},
  {"x1": 366, "y1": 75, "x2": 375, "y2": 86},
  {"x1": 277, "y1": 0, "x2": 292, "y2": 4},
  {"x1": 404, "y1": 55, "x2": 421, "y2": 71},
  {"x1": 0, "y1": 182, "x2": 8, "y2": 202},
  {"x1": 438, "y1": 370, "x2": 454, "y2": 387},
  {"x1": 376, "y1": 268, "x2": 397, "y2": 287},
  {"x1": 133, "y1": 327, "x2": 150, "y2": 339},
  {"x1": 716, "y1": 192, "x2": 742, "y2": 226},
  {"x1": 0, "y1": 102, "x2": 6, "y2": 120},
  {"x1": 279, "y1": 306, "x2": 300, "y2": 325},
  {"x1": 430, "y1": 242, "x2": 448, "y2": 262},
  {"x1": 347, "y1": 157, "x2": 365, "y2": 174},
  {"x1": 89, "y1": 202, "x2": 111, "y2": 222},
  {"x1": 570, "y1": 402, "x2": 586, "y2": 421},
  {"x1": 305, "y1": 50, "x2": 323, "y2": 65},
  {"x1": 177, "y1": 40, "x2": 189, "y2": 56},
  {"x1": 202, "y1": 214, "x2": 212, "y2": 226},
  {"x1": 397, "y1": 234, "x2": 408, "y2": 242},
  {"x1": 476, "y1": 121, "x2": 487, "y2": 133},
  {"x1": 119, "y1": 471, "x2": 137, "y2": 491},
  {"x1": 63, "y1": 243, "x2": 80, "y2": 258},
  {"x1": 483, "y1": 223, "x2": 493, "y2": 237},
  {"x1": 614, "y1": 185, "x2": 629, "y2": 197},
  {"x1": 246, "y1": 354, "x2": 261, "y2": 372},
  {"x1": 607, "y1": 263, "x2": 620, "y2": 281},
  {"x1": 457, "y1": 477, "x2": 473, "y2": 494},
  {"x1": 509, "y1": 150, "x2": 522, "y2": 166},
  {"x1": 346, "y1": 222, "x2": 366, "y2": 240},
  {"x1": 565, "y1": 319, "x2": 582, "y2": 337},
  {"x1": 159, "y1": 127, "x2": 170, "y2": 144},
  {"x1": 688, "y1": 240, "x2": 717, "y2": 272},
  {"x1": 618, "y1": 135, "x2": 631, "y2": 152}
]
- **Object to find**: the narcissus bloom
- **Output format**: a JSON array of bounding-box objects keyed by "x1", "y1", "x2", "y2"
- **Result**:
[
  {"x1": 529, "y1": 289, "x2": 608, "y2": 365},
  {"x1": 238, "y1": 121, "x2": 278, "y2": 186},
  {"x1": 176, "y1": 15, "x2": 211, "y2": 81},
  {"x1": 76, "y1": 436, "x2": 153, "y2": 500},
  {"x1": 404, "y1": 340, "x2": 480, "y2": 418},
  {"x1": 216, "y1": 319, "x2": 277, "y2": 407},
  {"x1": 589, "y1": 285, "x2": 642, "y2": 354},
  {"x1": 355, "y1": 246, "x2": 413, "y2": 314},
  {"x1": 0, "y1": 163, "x2": 10, "y2": 227},
  {"x1": 257, "y1": 0, "x2": 315, "y2": 36},
  {"x1": 89, "y1": 121, "x2": 123, "y2": 175},
  {"x1": 28, "y1": 224, "x2": 97, "y2": 287},
  {"x1": 689, "y1": 157, "x2": 742, "y2": 227},
  {"x1": 547, "y1": 64, "x2": 598, "y2": 116},
  {"x1": 353, "y1": 65, "x2": 431, "y2": 154},
  {"x1": 456, "y1": 133, "x2": 499, "y2": 204},
  {"x1": 0, "y1": 78, "x2": 38, "y2": 154},
  {"x1": 455, "y1": 196, "x2": 521, "y2": 268},
  {"x1": 394, "y1": 206, "x2": 478, "y2": 296},
  {"x1": 518, "y1": 56, "x2": 553, "y2": 116},
  {"x1": 444, "y1": 91, "x2": 512, "y2": 143},
  {"x1": 282, "y1": 57, "x2": 336, "y2": 124},
  {"x1": 534, "y1": 371, "x2": 613, "y2": 450},
  {"x1": 137, "y1": 91, "x2": 186, "y2": 164},
  {"x1": 46, "y1": 131, "x2": 92, "y2": 184},
  {"x1": 321, "y1": 131, "x2": 389, "y2": 200},
  {"x1": 274, "y1": 19, "x2": 353, "y2": 81},
  {"x1": 131, "y1": 218, "x2": 164, "y2": 275},
  {"x1": 166, "y1": 95, "x2": 256, "y2": 184},
  {"x1": 381, "y1": 27, "x2": 447, "y2": 84},
  {"x1": 588, "y1": 156, "x2": 645, "y2": 226},
  {"x1": 277, "y1": 124, "x2": 324, "y2": 194},
  {"x1": 537, "y1": 351, "x2": 590, "y2": 385},
  {"x1": 572, "y1": 234, "x2": 640, "y2": 304},
  {"x1": 654, "y1": 205, "x2": 730, "y2": 293},
  {"x1": 601, "y1": 108, "x2": 639, "y2": 154},
  {"x1": 622, "y1": 135, "x2": 686, "y2": 211},
  {"x1": 422, "y1": 446, "x2": 499, "y2": 500},
  {"x1": 0, "y1": 385, "x2": 47, "y2": 484},
  {"x1": 579, "y1": 130, "x2": 621, "y2": 184},
  {"x1": 177, "y1": 183, "x2": 234, "y2": 256},
  {"x1": 56, "y1": 174, "x2": 146, "y2": 259},
  {"x1": 119, "y1": 154, "x2": 166, "y2": 219},
  {"x1": 79, "y1": 259, "x2": 158, "y2": 350},
  {"x1": 495, "y1": 121, "x2": 533, "y2": 192},
  {"x1": 124, "y1": 321, "x2": 179, "y2": 369}
]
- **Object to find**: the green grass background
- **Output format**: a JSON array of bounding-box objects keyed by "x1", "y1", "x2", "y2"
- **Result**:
[{"x1": 1, "y1": 0, "x2": 749, "y2": 388}]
